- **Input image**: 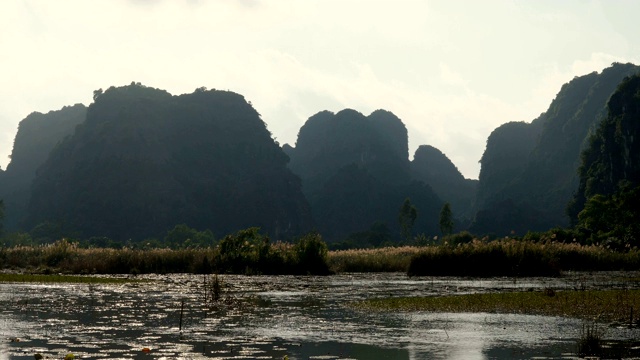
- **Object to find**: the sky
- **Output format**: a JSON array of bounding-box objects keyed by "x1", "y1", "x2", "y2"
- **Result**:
[{"x1": 1, "y1": 0, "x2": 639, "y2": 179}]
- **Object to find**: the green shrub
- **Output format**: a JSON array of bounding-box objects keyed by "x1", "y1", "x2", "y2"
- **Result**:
[{"x1": 293, "y1": 232, "x2": 330, "y2": 275}]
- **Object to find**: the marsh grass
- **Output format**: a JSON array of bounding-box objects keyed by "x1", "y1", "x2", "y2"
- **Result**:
[
  {"x1": 356, "y1": 289, "x2": 640, "y2": 324},
  {"x1": 0, "y1": 233, "x2": 330, "y2": 275},
  {"x1": 577, "y1": 322, "x2": 603, "y2": 357},
  {"x1": 0, "y1": 241, "x2": 213, "y2": 274},
  {"x1": 328, "y1": 239, "x2": 640, "y2": 275},
  {"x1": 408, "y1": 239, "x2": 640, "y2": 277},
  {"x1": 0, "y1": 273, "x2": 135, "y2": 284},
  {"x1": 328, "y1": 246, "x2": 421, "y2": 272},
  {"x1": 2, "y1": 236, "x2": 640, "y2": 275}
]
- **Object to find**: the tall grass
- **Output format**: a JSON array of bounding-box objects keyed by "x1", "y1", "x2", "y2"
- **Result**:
[
  {"x1": 328, "y1": 246, "x2": 421, "y2": 273},
  {"x1": 0, "y1": 240, "x2": 213, "y2": 274},
  {"x1": 2, "y1": 236, "x2": 639, "y2": 276},
  {"x1": 0, "y1": 231, "x2": 330, "y2": 275},
  {"x1": 329, "y1": 238, "x2": 640, "y2": 275},
  {"x1": 408, "y1": 238, "x2": 640, "y2": 277}
]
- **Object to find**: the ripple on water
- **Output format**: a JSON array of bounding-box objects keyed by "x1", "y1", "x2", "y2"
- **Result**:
[{"x1": 1, "y1": 272, "x2": 640, "y2": 359}]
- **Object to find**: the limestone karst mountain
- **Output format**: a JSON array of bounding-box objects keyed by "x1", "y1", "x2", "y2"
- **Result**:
[
  {"x1": 0, "y1": 104, "x2": 87, "y2": 231},
  {"x1": 26, "y1": 84, "x2": 313, "y2": 240},
  {"x1": 471, "y1": 62, "x2": 640, "y2": 235},
  {"x1": 286, "y1": 109, "x2": 442, "y2": 242}
]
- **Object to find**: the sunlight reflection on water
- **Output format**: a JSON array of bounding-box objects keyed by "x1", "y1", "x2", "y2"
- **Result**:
[{"x1": 0, "y1": 272, "x2": 639, "y2": 359}]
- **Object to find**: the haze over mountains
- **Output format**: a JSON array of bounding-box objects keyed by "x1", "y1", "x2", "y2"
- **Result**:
[{"x1": 1, "y1": 63, "x2": 639, "y2": 243}]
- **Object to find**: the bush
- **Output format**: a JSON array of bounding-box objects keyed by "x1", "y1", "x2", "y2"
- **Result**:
[
  {"x1": 216, "y1": 227, "x2": 267, "y2": 274},
  {"x1": 444, "y1": 231, "x2": 474, "y2": 245},
  {"x1": 293, "y1": 232, "x2": 330, "y2": 275}
]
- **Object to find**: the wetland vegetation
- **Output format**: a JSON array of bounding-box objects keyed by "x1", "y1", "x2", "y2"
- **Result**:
[
  {"x1": 356, "y1": 289, "x2": 640, "y2": 324},
  {"x1": 2, "y1": 229, "x2": 640, "y2": 277}
]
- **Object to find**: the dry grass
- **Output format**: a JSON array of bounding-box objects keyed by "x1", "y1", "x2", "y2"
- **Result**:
[
  {"x1": 408, "y1": 239, "x2": 640, "y2": 277},
  {"x1": 0, "y1": 235, "x2": 329, "y2": 275},
  {"x1": 0, "y1": 240, "x2": 216, "y2": 274},
  {"x1": 328, "y1": 240, "x2": 640, "y2": 275},
  {"x1": 328, "y1": 246, "x2": 421, "y2": 273},
  {"x1": 2, "y1": 237, "x2": 640, "y2": 275}
]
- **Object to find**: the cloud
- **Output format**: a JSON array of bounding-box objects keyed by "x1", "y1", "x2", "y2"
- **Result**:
[
  {"x1": 1, "y1": 0, "x2": 639, "y2": 180},
  {"x1": 526, "y1": 52, "x2": 640, "y2": 118}
]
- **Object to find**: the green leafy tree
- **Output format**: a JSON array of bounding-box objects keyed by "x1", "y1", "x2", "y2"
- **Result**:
[
  {"x1": 398, "y1": 197, "x2": 418, "y2": 241},
  {"x1": 217, "y1": 227, "x2": 270, "y2": 274},
  {"x1": 164, "y1": 224, "x2": 215, "y2": 248},
  {"x1": 577, "y1": 184, "x2": 640, "y2": 246},
  {"x1": 164, "y1": 224, "x2": 198, "y2": 248},
  {"x1": 439, "y1": 202, "x2": 454, "y2": 236},
  {"x1": 294, "y1": 232, "x2": 330, "y2": 274}
]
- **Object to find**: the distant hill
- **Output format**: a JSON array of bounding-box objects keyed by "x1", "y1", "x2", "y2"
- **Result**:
[
  {"x1": 410, "y1": 145, "x2": 477, "y2": 224},
  {"x1": 471, "y1": 62, "x2": 640, "y2": 235},
  {"x1": 0, "y1": 104, "x2": 87, "y2": 231},
  {"x1": 26, "y1": 84, "x2": 313, "y2": 240},
  {"x1": 286, "y1": 109, "x2": 442, "y2": 242}
]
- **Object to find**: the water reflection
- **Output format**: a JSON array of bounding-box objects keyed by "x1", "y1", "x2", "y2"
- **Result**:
[{"x1": 0, "y1": 272, "x2": 639, "y2": 359}]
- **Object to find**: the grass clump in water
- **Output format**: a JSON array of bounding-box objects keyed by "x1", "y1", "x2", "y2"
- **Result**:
[{"x1": 577, "y1": 323, "x2": 603, "y2": 358}]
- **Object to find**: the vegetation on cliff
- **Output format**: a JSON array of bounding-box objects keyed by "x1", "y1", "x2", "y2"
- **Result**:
[
  {"x1": 568, "y1": 74, "x2": 640, "y2": 247},
  {"x1": 473, "y1": 62, "x2": 640, "y2": 235}
]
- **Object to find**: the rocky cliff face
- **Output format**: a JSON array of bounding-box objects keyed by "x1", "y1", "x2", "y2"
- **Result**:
[
  {"x1": 474, "y1": 119, "x2": 543, "y2": 212},
  {"x1": 289, "y1": 109, "x2": 411, "y2": 195},
  {"x1": 472, "y1": 62, "x2": 640, "y2": 235},
  {"x1": 411, "y1": 145, "x2": 477, "y2": 224},
  {"x1": 287, "y1": 109, "x2": 442, "y2": 241},
  {"x1": 0, "y1": 104, "x2": 87, "y2": 231},
  {"x1": 26, "y1": 84, "x2": 313, "y2": 240},
  {"x1": 568, "y1": 73, "x2": 640, "y2": 224}
]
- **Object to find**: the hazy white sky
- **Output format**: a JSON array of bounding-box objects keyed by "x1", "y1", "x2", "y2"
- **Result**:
[{"x1": 1, "y1": 0, "x2": 638, "y2": 179}]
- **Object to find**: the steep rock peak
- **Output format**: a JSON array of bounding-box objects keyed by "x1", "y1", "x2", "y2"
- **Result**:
[{"x1": 412, "y1": 144, "x2": 465, "y2": 181}]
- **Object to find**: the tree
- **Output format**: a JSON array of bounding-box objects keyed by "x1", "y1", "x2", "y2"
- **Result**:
[
  {"x1": 164, "y1": 224, "x2": 215, "y2": 248},
  {"x1": 577, "y1": 184, "x2": 640, "y2": 247},
  {"x1": 439, "y1": 202, "x2": 454, "y2": 235},
  {"x1": 398, "y1": 198, "x2": 417, "y2": 241},
  {"x1": 93, "y1": 88, "x2": 103, "y2": 101}
]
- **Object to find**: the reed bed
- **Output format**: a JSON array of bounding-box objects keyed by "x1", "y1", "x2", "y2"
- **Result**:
[
  {"x1": 0, "y1": 241, "x2": 214, "y2": 274},
  {"x1": 0, "y1": 232, "x2": 330, "y2": 275},
  {"x1": 328, "y1": 240, "x2": 640, "y2": 275},
  {"x1": 2, "y1": 237, "x2": 639, "y2": 276},
  {"x1": 408, "y1": 239, "x2": 640, "y2": 277},
  {"x1": 328, "y1": 246, "x2": 421, "y2": 273}
]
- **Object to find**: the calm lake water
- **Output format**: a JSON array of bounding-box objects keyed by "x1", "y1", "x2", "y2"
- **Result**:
[{"x1": 1, "y1": 272, "x2": 639, "y2": 359}]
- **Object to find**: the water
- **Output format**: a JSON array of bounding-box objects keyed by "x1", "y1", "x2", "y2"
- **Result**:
[{"x1": 1, "y1": 272, "x2": 639, "y2": 359}]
